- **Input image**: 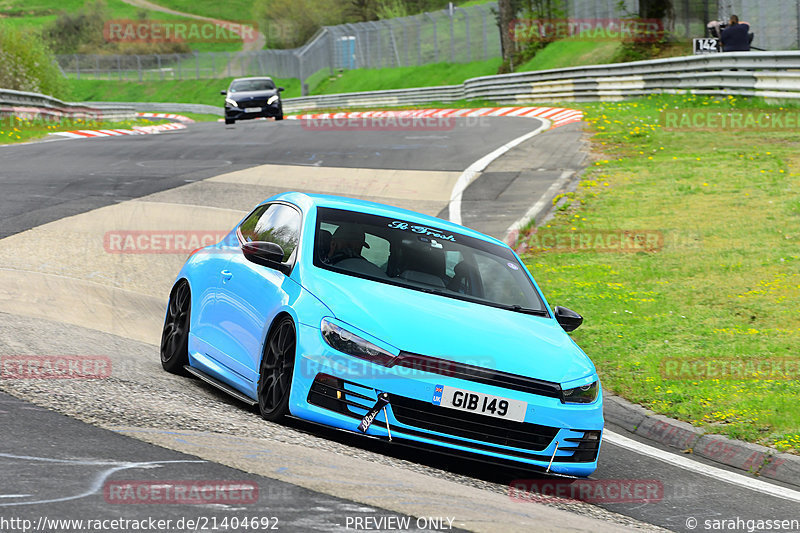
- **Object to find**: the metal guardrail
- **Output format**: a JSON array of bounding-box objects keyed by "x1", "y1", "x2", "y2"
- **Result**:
[
  {"x1": 279, "y1": 52, "x2": 800, "y2": 113},
  {"x1": 67, "y1": 52, "x2": 800, "y2": 118},
  {"x1": 0, "y1": 88, "x2": 135, "y2": 121},
  {"x1": 84, "y1": 102, "x2": 223, "y2": 116}
]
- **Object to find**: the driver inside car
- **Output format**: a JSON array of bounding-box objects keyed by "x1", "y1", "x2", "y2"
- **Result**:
[{"x1": 326, "y1": 225, "x2": 370, "y2": 264}]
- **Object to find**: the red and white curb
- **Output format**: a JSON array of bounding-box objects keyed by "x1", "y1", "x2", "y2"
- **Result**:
[
  {"x1": 51, "y1": 122, "x2": 187, "y2": 139},
  {"x1": 288, "y1": 106, "x2": 583, "y2": 128},
  {"x1": 48, "y1": 111, "x2": 192, "y2": 139},
  {"x1": 48, "y1": 112, "x2": 192, "y2": 138},
  {"x1": 136, "y1": 112, "x2": 195, "y2": 124}
]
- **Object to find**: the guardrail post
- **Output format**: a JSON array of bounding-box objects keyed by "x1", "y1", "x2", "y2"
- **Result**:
[
  {"x1": 117, "y1": 55, "x2": 122, "y2": 81},
  {"x1": 137, "y1": 55, "x2": 142, "y2": 82},
  {"x1": 158, "y1": 54, "x2": 163, "y2": 81}
]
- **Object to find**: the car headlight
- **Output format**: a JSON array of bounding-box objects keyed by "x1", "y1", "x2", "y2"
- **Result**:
[
  {"x1": 561, "y1": 381, "x2": 599, "y2": 404},
  {"x1": 267, "y1": 94, "x2": 279, "y2": 105},
  {"x1": 320, "y1": 318, "x2": 396, "y2": 366},
  {"x1": 225, "y1": 97, "x2": 239, "y2": 108}
]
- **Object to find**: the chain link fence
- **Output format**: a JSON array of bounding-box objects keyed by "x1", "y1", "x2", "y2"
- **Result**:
[
  {"x1": 56, "y1": 0, "x2": 799, "y2": 92},
  {"x1": 57, "y1": 3, "x2": 500, "y2": 92},
  {"x1": 568, "y1": 0, "x2": 800, "y2": 50}
]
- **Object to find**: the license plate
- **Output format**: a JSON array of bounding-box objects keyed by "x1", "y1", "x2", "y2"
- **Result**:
[
  {"x1": 244, "y1": 107, "x2": 262, "y2": 113},
  {"x1": 432, "y1": 384, "x2": 527, "y2": 422}
]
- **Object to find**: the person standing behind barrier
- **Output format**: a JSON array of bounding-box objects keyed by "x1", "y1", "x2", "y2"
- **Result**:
[{"x1": 720, "y1": 15, "x2": 751, "y2": 52}]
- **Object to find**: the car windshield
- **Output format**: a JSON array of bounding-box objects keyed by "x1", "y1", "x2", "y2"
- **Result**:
[
  {"x1": 229, "y1": 79, "x2": 275, "y2": 92},
  {"x1": 313, "y1": 207, "x2": 547, "y2": 315}
]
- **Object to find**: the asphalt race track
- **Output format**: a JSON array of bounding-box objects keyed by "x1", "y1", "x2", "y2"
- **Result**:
[{"x1": 1, "y1": 118, "x2": 799, "y2": 532}]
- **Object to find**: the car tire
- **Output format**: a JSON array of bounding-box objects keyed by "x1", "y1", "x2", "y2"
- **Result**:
[
  {"x1": 160, "y1": 280, "x2": 191, "y2": 375},
  {"x1": 257, "y1": 315, "x2": 295, "y2": 421},
  {"x1": 275, "y1": 109, "x2": 284, "y2": 121},
  {"x1": 225, "y1": 118, "x2": 235, "y2": 125}
]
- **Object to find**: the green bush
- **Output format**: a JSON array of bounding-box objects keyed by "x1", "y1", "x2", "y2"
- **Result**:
[
  {"x1": 0, "y1": 22, "x2": 66, "y2": 98},
  {"x1": 41, "y1": 1, "x2": 191, "y2": 55}
]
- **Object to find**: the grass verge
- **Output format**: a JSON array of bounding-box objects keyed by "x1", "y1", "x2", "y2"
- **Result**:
[
  {"x1": 65, "y1": 77, "x2": 301, "y2": 105},
  {"x1": 517, "y1": 38, "x2": 623, "y2": 71},
  {"x1": 517, "y1": 94, "x2": 800, "y2": 453},
  {"x1": 0, "y1": 116, "x2": 169, "y2": 144},
  {"x1": 1, "y1": 0, "x2": 244, "y2": 51}
]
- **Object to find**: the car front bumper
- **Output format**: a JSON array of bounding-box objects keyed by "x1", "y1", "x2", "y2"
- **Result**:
[
  {"x1": 225, "y1": 103, "x2": 281, "y2": 120},
  {"x1": 289, "y1": 323, "x2": 604, "y2": 477}
]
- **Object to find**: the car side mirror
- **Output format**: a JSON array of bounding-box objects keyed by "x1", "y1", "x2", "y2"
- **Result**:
[
  {"x1": 278, "y1": 87, "x2": 285, "y2": 92},
  {"x1": 554, "y1": 306, "x2": 583, "y2": 332},
  {"x1": 220, "y1": 90, "x2": 227, "y2": 95},
  {"x1": 242, "y1": 241, "x2": 288, "y2": 274}
]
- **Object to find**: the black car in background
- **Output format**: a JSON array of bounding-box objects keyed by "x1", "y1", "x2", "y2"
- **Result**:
[{"x1": 222, "y1": 77, "x2": 284, "y2": 125}]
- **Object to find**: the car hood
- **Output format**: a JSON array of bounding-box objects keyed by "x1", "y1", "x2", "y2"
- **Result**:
[
  {"x1": 300, "y1": 271, "x2": 596, "y2": 384},
  {"x1": 227, "y1": 90, "x2": 279, "y2": 101}
]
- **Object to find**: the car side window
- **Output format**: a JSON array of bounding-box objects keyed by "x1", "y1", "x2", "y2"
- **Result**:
[
  {"x1": 362, "y1": 232, "x2": 390, "y2": 268},
  {"x1": 239, "y1": 204, "x2": 301, "y2": 262}
]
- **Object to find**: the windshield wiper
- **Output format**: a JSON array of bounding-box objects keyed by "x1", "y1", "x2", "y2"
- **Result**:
[
  {"x1": 415, "y1": 287, "x2": 548, "y2": 316},
  {"x1": 505, "y1": 304, "x2": 549, "y2": 316}
]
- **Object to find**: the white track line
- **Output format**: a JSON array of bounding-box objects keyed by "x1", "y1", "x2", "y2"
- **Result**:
[
  {"x1": 503, "y1": 170, "x2": 574, "y2": 245},
  {"x1": 448, "y1": 118, "x2": 551, "y2": 226},
  {"x1": 604, "y1": 430, "x2": 800, "y2": 503}
]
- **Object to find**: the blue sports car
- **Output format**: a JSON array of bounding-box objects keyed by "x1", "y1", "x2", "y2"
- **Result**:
[{"x1": 160, "y1": 192, "x2": 603, "y2": 477}]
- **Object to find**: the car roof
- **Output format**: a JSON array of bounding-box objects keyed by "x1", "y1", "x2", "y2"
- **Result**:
[
  {"x1": 263, "y1": 191, "x2": 509, "y2": 248},
  {"x1": 230, "y1": 77, "x2": 274, "y2": 82}
]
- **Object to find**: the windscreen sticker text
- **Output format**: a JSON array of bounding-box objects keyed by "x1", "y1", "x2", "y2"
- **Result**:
[{"x1": 388, "y1": 221, "x2": 456, "y2": 242}]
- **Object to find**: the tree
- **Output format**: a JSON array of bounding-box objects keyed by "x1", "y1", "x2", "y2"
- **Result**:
[
  {"x1": 638, "y1": 0, "x2": 673, "y2": 20},
  {"x1": 497, "y1": 0, "x2": 517, "y2": 68}
]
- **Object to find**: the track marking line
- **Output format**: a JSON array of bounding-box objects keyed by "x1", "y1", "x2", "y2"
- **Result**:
[
  {"x1": 503, "y1": 170, "x2": 574, "y2": 245},
  {"x1": 448, "y1": 119, "x2": 551, "y2": 226},
  {"x1": 604, "y1": 430, "x2": 800, "y2": 503}
]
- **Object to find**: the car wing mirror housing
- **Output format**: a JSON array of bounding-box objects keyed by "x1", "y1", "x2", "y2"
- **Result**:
[
  {"x1": 554, "y1": 305, "x2": 583, "y2": 332},
  {"x1": 220, "y1": 90, "x2": 227, "y2": 95},
  {"x1": 278, "y1": 87, "x2": 285, "y2": 92},
  {"x1": 242, "y1": 241, "x2": 289, "y2": 274}
]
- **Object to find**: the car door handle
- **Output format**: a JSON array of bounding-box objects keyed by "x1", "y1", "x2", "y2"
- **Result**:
[{"x1": 221, "y1": 270, "x2": 233, "y2": 280}]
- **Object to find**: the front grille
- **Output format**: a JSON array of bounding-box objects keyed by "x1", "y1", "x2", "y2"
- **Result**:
[
  {"x1": 238, "y1": 98, "x2": 267, "y2": 107},
  {"x1": 306, "y1": 373, "x2": 597, "y2": 463},
  {"x1": 389, "y1": 394, "x2": 558, "y2": 452},
  {"x1": 392, "y1": 352, "x2": 562, "y2": 399}
]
